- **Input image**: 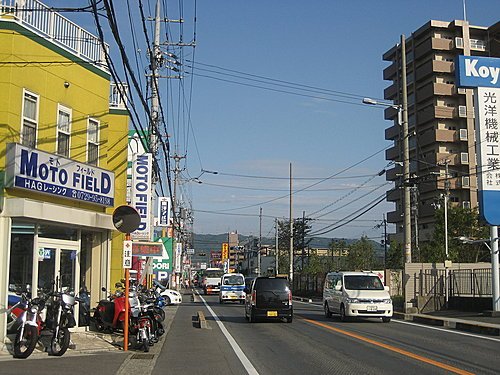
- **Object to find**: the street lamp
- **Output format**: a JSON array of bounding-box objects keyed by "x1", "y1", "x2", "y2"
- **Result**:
[
  {"x1": 459, "y1": 235, "x2": 500, "y2": 313},
  {"x1": 363, "y1": 97, "x2": 412, "y2": 263}
]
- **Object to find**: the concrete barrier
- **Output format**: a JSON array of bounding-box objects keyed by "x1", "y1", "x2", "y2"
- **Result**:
[{"x1": 196, "y1": 310, "x2": 208, "y2": 329}]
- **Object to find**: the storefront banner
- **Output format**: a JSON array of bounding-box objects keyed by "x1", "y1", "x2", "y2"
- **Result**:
[
  {"x1": 152, "y1": 237, "x2": 173, "y2": 282},
  {"x1": 5, "y1": 143, "x2": 114, "y2": 206},
  {"x1": 132, "y1": 241, "x2": 163, "y2": 256},
  {"x1": 131, "y1": 153, "x2": 152, "y2": 241},
  {"x1": 157, "y1": 197, "x2": 171, "y2": 227}
]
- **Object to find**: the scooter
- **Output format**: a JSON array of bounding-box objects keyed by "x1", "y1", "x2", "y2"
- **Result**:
[{"x1": 91, "y1": 287, "x2": 127, "y2": 332}]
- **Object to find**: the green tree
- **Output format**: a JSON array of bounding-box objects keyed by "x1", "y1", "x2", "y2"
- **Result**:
[
  {"x1": 385, "y1": 240, "x2": 403, "y2": 269},
  {"x1": 328, "y1": 239, "x2": 348, "y2": 271},
  {"x1": 423, "y1": 206, "x2": 489, "y2": 263},
  {"x1": 277, "y1": 217, "x2": 312, "y2": 274},
  {"x1": 345, "y1": 236, "x2": 375, "y2": 270},
  {"x1": 302, "y1": 250, "x2": 326, "y2": 277}
]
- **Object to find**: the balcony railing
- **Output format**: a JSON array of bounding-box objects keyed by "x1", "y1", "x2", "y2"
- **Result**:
[
  {"x1": 1, "y1": 0, "x2": 109, "y2": 72},
  {"x1": 109, "y1": 82, "x2": 129, "y2": 110}
]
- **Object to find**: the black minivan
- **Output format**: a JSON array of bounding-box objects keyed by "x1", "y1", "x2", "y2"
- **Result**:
[{"x1": 244, "y1": 276, "x2": 293, "y2": 323}]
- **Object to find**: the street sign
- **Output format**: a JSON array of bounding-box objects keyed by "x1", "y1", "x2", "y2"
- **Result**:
[
  {"x1": 123, "y1": 240, "x2": 132, "y2": 269},
  {"x1": 186, "y1": 248, "x2": 195, "y2": 255}
]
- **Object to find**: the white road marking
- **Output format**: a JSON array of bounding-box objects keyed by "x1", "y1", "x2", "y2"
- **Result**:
[
  {"x1": 196, "y1": 291, "x2": 259, "y2": 375},
  {"x1": 293, "y1": 299, "x2": 500, "y2": 342},
  {"x1": 392, "y1": 319, "x2": 500, "y2": 342}
]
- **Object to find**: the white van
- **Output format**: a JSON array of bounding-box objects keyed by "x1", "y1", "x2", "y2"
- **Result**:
[
  {"x1": 219, "y1": 273, "x2": 246, "y2": 304},
  {"x1": 323, "y1": 271, "x2": 392, "y2": 322}
]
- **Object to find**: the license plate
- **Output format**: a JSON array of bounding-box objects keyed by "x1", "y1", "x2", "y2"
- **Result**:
[
  {"x1": 229, "y1": 295, "x2": 237, "y2": 299},
  {"x1": 367, "y1": 305, "x2": 378, "y2": 311},
  {"x1": 267, "y1": 311, "x2": 278, "y2": 317}
]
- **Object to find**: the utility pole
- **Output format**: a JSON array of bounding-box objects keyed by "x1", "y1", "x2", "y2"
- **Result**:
[
  {"x1": 301, "y1": 211, "x2": 305, "y2": 273},
  {"x1": 275, "y1": 218, "x2": 279, "y2": 276},
  {"x1": 401, "y1": 34, "x2": 412, "y2": 264},
  {"x1": 411, "y1": 185, "x2": 420, "y2": 261},
  {"x1": 383, "y1": 214, "x2": 388, "y2": 268},
  {"x1": 258, "y1": 207, "x2": 262, "y2": 276},
  {"x1": 289, "y1": 163, "x2": 294, "y2": 284},
  {"x1": 171, "y1": 154, "x2": 185, "y2": 289}
]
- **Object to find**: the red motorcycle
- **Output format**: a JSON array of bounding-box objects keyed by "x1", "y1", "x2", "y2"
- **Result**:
[
  {"x1": 91, "y1": 287, "x2": 127, "y2": 332},
  {"x1": 91, "y1": 287, "x2": 154, "y2": 352}
]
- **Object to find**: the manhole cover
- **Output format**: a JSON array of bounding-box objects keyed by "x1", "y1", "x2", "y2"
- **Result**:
[{"x1": 131, "y1": 354, "x2": 155, "y2": 360}]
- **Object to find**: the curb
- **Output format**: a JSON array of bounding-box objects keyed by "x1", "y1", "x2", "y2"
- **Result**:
[{"x1": 393, "y1": 311, "x2": 500, "y2": 336}]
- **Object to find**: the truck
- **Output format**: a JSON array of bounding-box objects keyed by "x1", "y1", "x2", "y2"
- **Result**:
[{"x1": 202, "y1": 268, "x2": 224, "y2": 295}]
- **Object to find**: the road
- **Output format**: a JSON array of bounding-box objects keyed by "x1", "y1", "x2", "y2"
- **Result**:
[
  {"x1": 1, "y1": 291, "x2": 499, "y2": 374},
  {"x1": 157, "y1": 291, "x2": 500, "y2": 375}
]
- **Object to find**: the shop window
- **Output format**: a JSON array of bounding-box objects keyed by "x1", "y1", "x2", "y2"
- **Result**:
[
  {"x1": 21, "y1": 90, "x2": 38, "y2": 148},
  {"x1": 57, "y1": 105, "x2": 71, "y2": 157},
  {"x1": 9, "y1": 234, "x2": 34, "y2": 291},
  {"x1": 87, "y1": 118, "x2": 99, "y2": 166},
  {"x1": 38, "y1": 224, "x2": 77, "y2": 241}
]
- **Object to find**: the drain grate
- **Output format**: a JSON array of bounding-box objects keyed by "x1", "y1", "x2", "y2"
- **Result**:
[{"x1": 131, "y1": 353, "x2": 155, "y2": 360}]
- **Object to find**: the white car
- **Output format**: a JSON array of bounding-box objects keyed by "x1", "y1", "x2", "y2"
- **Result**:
[
  {"x1": 153, "y1": 280, "x2": 182, "y2": 305},
  {"x1": 159, "y1": 288, "x2": 182, "y2": 305}
]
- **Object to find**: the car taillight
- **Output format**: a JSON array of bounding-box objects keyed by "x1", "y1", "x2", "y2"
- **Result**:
[
  {"x1": 251, "y1": 290, "x2": 256, "y2": 304},
  {"x1": 289, "y1": 290, "x2": 292, "y2": 305}
]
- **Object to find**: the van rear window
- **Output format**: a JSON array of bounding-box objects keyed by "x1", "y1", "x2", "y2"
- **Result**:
[
  {"x1": 223, "y1": 275, "x2": 244, "y2": 285},
  {"x1": 344, "y1": 275, "x2": 383, "y2": 290},
  {"x1": 254, "y1": 278, "x2": 289, "y2": 291}
]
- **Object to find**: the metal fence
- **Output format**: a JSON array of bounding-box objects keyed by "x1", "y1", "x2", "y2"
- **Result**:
[
  {"x1": 450, "y1": 268, "x2": 492, "y2": 297},
  {"x1": 416, "y1": 268, "x2": 493, "y2": 298}
]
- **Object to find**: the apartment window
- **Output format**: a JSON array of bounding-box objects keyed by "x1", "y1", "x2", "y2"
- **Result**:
[
  {"x1": 459, "y1": 129, "x2": 468, "y2": 141},
  {"x1": 460, "y1": 152, "x2": 469, "y2": 164},
  {"x1": 57, "y1": 105, "x2": 71, "y2": 157},
  {"x1": 21, "y1": 90, "x2": 38, "y2": 148},
  {"x1": 87, "y1": 118, "x2": 99, "y2": 166},
  {"x1": 462, "y1": 201, "x2": 471, "y2": 209},
  {"x1": 462, "y1": 176, "x2": 470, "y2": 188},
  {"x1": 455, "y1": 37, "x2": 464, "y2": 49},
  {"x1": 458, "y1": 105, "x2": 467, "y2": 117},
  {"x1": 470, "y1": 39, "x2": 486, "y2": 51}
]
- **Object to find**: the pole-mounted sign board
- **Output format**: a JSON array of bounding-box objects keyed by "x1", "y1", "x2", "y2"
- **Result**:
[{"x1": 457, "y1": 55, "x2": 500, "y2": 225}]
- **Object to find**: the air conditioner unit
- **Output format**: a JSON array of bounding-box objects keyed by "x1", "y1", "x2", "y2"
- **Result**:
[
  {"x1": 455, "y1": 37, "x2": 464, "y2": 48},
  {"x1": 457, "y1": 88, "x2": 466, "y2": 94},
  {"x1": 458, "y1": 105, "x2": 467, "y2": 117},
  {"x1": 459, "y1": 129, "x2": 468, "y2": 141},
  {"x1": 462, "y1": 201, "x2": 471, "y2": 209},
  {"x1": 461, "y1": 152, "x2": 469, "y2": 164},
  {"x1": 461, "y1": 176, "x2": 470, "y2": 187}
]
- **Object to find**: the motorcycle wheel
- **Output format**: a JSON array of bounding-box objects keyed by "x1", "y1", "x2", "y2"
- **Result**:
[
  {"x1": 154, "y1": 307, "x2": 165, "y2": 322},
  {"x1": 142, "y1": 338, "x2": 149, "y2": 352},
  {"x1": 50, "y1": 327, "x2": 70, "y2": 356},
  {"x1": 13, "y1": 325, "x2": 38, "y2": 359}
]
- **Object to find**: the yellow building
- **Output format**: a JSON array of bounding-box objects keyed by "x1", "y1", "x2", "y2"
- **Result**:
[{"x1": 0, "y1": 3, "x2": 129, "y2": 344}]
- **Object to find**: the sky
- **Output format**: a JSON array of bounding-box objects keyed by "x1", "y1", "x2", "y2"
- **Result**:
[{"x1": 44, "y1": 1, "x2": 500, "y2": 241}]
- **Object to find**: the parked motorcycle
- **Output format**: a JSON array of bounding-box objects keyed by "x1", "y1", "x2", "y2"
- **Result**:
[
  {"x1": 8, "y1": 291, "x2": 46, "y2": 359},
  {"x1": 45, "y1": 289, "x2": 78, "y2": 356},
  {"x1": 91, "y1": 285, "x2": 156, "y2": 352}
]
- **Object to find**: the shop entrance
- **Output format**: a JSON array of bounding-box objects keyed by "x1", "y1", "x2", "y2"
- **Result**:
[{"x1": 36, "y1": 239, "x2": 80, "y2": 295}]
